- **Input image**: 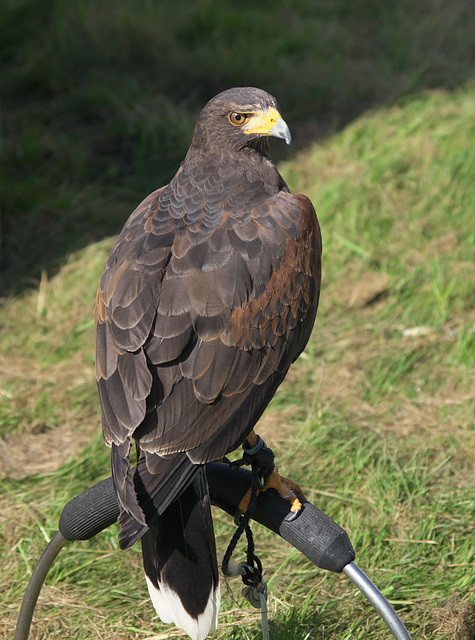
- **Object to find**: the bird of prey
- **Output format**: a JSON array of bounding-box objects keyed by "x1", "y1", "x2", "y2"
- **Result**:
[{"x1": 95, "y1": 87, "x2": 322, "y2": 640}]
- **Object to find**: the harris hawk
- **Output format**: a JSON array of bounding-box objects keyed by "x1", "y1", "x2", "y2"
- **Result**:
[{"x1": 95, "y1": 87, "x2": 322, "y2": 640}]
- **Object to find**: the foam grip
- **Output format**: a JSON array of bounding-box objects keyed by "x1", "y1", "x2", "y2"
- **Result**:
[
  {"x1": 58, "y1": 462, "x2": 355, "y2": 573},
  {"x1": 59, "y1": 476, "x2": 119, "y2": 541},
  {"x1": 206, "y1": 462, "x2": 355, "y2": 573}
]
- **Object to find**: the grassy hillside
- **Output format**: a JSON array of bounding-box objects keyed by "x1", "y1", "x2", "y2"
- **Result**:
[
  {"x1": 1, "y1": 1, "x2": 474, "y2": 639},
  {"x1": 1, "y1": 83, "x2": 474, "y2": 639}
]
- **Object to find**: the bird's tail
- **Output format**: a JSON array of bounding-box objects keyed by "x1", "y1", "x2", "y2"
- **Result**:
[{"x1": 141, "y1": 467, "x2": 220, "y2": 640}]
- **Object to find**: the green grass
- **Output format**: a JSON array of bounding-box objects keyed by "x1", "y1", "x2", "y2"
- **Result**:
[{"x1": 1, "y1": 1, "x2": 475, "y2": 639}]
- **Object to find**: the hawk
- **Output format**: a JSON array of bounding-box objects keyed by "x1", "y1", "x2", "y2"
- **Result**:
[{"x1": 95, "y1": 87, "x2": 322, "y2": 639}]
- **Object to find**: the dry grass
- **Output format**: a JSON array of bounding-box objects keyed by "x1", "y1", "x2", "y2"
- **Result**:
[{"x1": 432, "y1": 595, "x2": 475, "y2": 640}]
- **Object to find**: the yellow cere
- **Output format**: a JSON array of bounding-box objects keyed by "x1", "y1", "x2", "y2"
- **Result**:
[{"x1": 244, "y1": 107, "x2": 282, "y2": 135}]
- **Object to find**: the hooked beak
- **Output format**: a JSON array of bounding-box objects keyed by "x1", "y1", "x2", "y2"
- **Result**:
[{"x1": 269, "y1": 116, "x2": 291, "y2": 145}]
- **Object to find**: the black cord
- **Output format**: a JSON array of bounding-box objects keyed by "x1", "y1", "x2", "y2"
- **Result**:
[
  {"x1": 221, "y1": 483, "x2": 259, "y2": 578},
  {"x1": 222, "y1": 438, "x2": 275, "y2": 590},
  {"x1": 242, "y1": 523, "x2": 263, "y2": 588}
]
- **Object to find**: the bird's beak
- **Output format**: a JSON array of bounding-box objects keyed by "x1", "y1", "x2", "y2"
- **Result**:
[
  {"x1": 269, "y1": 116, "x2": 291, "y2": 145},
  {"x1": 244, "y1": 107, "x2": 292, "y2": 145}
]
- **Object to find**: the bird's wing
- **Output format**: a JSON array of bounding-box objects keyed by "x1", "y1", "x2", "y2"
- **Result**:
[
  {"x1": 95, "y1": 186, "x2": 170, "y2": 445},
  {"x1": 95, "y1": 187, "x2": 321, "y2": 520}
]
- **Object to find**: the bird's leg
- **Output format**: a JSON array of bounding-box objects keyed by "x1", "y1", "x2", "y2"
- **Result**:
[
  {"x1": 237, "y1": 429, "x2": 305, "y2": 520},
  {"x1": 245, "y1": 429, "x2": 260, "y2": 450}
]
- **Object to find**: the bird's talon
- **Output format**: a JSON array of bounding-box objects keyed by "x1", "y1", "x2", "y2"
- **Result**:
[
  {"x1": 284, "y1": 508, "x2": 301, "y2": 522},
  {"x1": 290, "y1": 497, "x2": 302, "y2": 512},
  {"x1": 285, "y1": 498, "x2": 303, "y2": 522}
]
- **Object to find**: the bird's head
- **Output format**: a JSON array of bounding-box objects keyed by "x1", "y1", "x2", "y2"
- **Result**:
[{"x1": 191, "y1": 87, "x2": 291, "y2": 155}]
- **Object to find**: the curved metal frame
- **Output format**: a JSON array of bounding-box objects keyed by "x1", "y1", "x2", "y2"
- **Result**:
[
  {"x1": 14, "y1": 532, "x2": 67, "y2": 640},
  {"x1": 343, "y1": 562, "x2": 412, "y2": 640}
]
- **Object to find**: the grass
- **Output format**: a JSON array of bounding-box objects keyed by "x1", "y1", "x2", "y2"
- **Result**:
[{"x1": 1, "y1": 1, "x2": 475, "y2": 639}]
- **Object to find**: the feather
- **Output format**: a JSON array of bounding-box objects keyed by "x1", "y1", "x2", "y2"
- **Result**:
[
  {"x1": 158, "y1": 276, "x2": 192, "y2": 316},
  {"x1": 145, "y1": 324, "x2": 193, "y2": 365},
  {"x1": 214, "y1": 251, "x2": 253, "y2": 308},
  {"x1": 111, "y1": 441, "x2": 147, "y2": 529},
  {"x1": 103, "y1": 368, "x2": 146, "y2": 432},
  {"x1": 141, "y1": 469, "x2": 220, "y2": 640},
  {"x1": 117, "y1": 349, "x2": 152, "y2": 401},
  {"x1": 186, "y1": 271, "x2": 226, "y2": 316},
  {"x1": 95, "y1": 319, "x2": 119, "y2": 381}
]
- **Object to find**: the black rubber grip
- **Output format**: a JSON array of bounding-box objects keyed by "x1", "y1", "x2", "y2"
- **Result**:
[
  {"x1": 59, "y1": 462, "x2": 355, "y2": 573},
  {"x1": 59, "y1": 476, "x2": 119, "y2": 541},
  {"x1": 206, "y1": 462, "x2": 355, "y2": 572}
]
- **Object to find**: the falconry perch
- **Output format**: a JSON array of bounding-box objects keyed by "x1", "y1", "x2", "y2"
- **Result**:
[{"x1": 95, "y1": 87, "x2": 322, "y2": 639}]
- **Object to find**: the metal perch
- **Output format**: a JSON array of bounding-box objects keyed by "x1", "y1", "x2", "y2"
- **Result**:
[{"x1": 14, "y1": 462, "x2": 412, "y2": 640}]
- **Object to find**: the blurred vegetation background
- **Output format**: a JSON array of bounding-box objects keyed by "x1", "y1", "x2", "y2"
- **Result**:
[
  {"x1": 1, "y1": 0, "x2": 474, "y2": 292},
  {"x1": 1, "y1": 1, "x2": 474, "y2": 639}
]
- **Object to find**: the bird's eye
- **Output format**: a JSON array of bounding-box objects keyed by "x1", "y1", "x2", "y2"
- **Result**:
[{"x1": 228, "y1": 112, "x2": 249, "y2": 126}]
